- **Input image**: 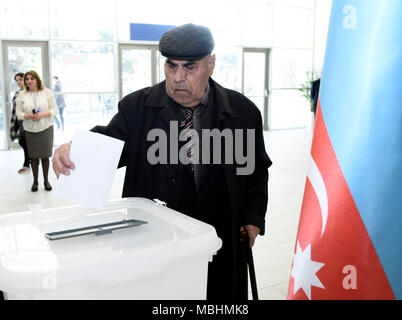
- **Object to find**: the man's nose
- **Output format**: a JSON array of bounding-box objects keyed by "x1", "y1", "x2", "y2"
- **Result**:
[{"x1": 174, "y1": 66, "x2": 187, "y2": 83}]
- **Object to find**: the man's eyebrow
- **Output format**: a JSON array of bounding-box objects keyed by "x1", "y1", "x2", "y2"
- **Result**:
[
  {"x1": 183, "y1": 61, "x2": 196, "y2": 68},
  {"x1": 166, "y1": 60, "x2": 196, "y2": 68},
  {"x1": 166, "y1": 60, "x2": 178, "y2": 67}
]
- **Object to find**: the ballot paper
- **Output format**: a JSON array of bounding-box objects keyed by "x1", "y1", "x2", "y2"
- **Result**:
[{"x1": 54, "y1": 129, "x2": 124, "y2": 210}]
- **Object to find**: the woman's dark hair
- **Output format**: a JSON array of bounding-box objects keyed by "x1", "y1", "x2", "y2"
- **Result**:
[{"x1": 14, "y1": 72, "x2": 24, "y2": 80}]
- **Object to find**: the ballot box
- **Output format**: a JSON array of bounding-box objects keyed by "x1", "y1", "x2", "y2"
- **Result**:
[{"x1": 0, "y1": 198, "x2": 222, "y2": 300}]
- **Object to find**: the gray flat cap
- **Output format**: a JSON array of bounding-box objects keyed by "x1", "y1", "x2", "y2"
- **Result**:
[{"x1": 159, "y1": 23, "x2": 214, "y2": 60}]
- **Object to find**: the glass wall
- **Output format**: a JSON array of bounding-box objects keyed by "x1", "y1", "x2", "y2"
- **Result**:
[
  {"x1": 0, "y1": 0, "x2": 323, "y2": 149},
  {"x1": 213, "y1": 47, "x2": 242, "y2": 93},
  {"x1": 49, "y1": 0, "x2": 115, "y2": 41},
  {"x1": 121, "y1": 47, "x2": 153, "y2": 97},
  {"x1": 51, "y1": 42, "x2": 115, "y2": 92},
  {"x1": 271, "y1": 48, "x2": 314, "y2": 129},
  {"x1": 270, "y1": 4, "x2": 314, "y2": 129},
  {"x1": 49, "y1": 41, "x2": 115, "y2": 144}
]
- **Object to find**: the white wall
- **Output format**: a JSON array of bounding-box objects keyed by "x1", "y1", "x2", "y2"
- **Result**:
[{"x1": 313, "y1": 0, "x2": 333, "y2": 74}]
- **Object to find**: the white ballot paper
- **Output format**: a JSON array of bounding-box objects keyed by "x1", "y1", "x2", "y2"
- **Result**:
[{"x1": 54, "y1": 129, "x2": 124, "y2": 210}]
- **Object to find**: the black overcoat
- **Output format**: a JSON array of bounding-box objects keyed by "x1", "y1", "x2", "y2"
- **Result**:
[{"x1": 92, "y1": 78, "x2": 272, "y2": 300}]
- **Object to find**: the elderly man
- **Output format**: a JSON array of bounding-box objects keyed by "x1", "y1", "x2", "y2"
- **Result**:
[{"x1": 53, "y1": 23, "x2": 271, "y2": 300}]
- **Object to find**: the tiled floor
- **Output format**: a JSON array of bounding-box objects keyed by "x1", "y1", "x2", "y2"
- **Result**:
[{"x1": 0, "y1": 128, "x2": 313, "y2": 300}]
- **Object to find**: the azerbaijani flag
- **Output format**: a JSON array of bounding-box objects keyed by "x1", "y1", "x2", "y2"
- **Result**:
[{"x1": 287, "y1": 0, "x2": 402, "y2": 300}]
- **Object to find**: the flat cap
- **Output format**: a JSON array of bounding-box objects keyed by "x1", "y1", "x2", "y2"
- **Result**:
[{"x1": 159, "y1": 23, "x2": 214, "y2": 60}]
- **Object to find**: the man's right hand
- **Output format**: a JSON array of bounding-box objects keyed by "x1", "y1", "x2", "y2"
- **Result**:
[{"x1": 52, "y1": 143, "x2": 75, "y2": 178}]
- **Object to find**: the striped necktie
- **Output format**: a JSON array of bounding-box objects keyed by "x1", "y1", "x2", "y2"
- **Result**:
[{"x1": 180, "y1": 107, "x2": 196, "y2": 167}]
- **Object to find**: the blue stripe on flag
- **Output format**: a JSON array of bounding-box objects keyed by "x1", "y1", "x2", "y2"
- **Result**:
[{"x1": 320, "y1": 0, "x2": 402, "y2": 298}]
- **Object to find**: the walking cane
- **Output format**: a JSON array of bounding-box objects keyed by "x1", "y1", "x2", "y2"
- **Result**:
[{"x1": 240, "y1": 230, "x2": 259, "y2": 301}]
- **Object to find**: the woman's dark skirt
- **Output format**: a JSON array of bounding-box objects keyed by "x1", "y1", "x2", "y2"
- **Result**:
[{"x1": 25, "y1": 126, "x2": 54, "y2": 159}]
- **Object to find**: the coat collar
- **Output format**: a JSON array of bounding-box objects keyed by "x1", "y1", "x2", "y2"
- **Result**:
[
  {"x1": 144, "y1": 81, "x2": 170, "y2": 108},
  {"x1": 144, "y1": 78, "x2": 238, "y2": 120},
  {"x1": 209, "y1": 78, "x2": 238, "y2": 120}
]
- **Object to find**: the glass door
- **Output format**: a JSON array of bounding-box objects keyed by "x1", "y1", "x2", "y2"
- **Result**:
[
  {"x1": 1, "y1": 41, "x2": 49, "y2": 149},
  {"x1": 118, "y1": 44, "x2": 165, "y2": 100},
  {"x1": 242, "y1": 48, "x2": 270, "y2": 130}
]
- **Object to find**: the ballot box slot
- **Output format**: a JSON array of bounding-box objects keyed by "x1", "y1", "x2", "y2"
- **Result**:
[{"x1": 45, "y1": 219, "x2": 147, "y2": 241}]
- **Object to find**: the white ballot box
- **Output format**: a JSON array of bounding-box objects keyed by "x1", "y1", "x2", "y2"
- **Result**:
[{"x1": 0, "y1": 198, "x2": 222, "y2": 300}]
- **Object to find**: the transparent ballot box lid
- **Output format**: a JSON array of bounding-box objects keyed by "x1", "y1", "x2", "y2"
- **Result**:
[{"x1": 0, "y1": 198, "x2": 222, "y2": 293}]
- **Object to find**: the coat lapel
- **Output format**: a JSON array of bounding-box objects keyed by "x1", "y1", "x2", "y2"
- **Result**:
[{"x1": 143, "y1": 81, "x2": 184, "y2": 199}]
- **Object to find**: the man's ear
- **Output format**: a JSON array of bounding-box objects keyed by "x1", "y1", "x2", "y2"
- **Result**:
[{"x1": 208, "y1": 54, "x2": 216, "y2": 76}]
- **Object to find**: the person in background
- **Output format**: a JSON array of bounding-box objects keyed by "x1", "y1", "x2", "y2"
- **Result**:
[
  {"x1": 16, "y1": 70, "x2": 57, "y2": 192},
  {"x1": 10, "y1": 72, "x2": 30, "y2": 174},
  {"x1": 53, "y1": 76, "x2": 66, "y2": 131}
]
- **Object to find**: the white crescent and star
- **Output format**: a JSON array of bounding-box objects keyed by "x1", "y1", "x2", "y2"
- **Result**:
[{"x1": 290, "y1": 155, "x2": 329, "y2": 299}]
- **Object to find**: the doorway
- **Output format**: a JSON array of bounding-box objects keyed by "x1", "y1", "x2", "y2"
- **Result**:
[
  {"x1": 1, "y1": 41, "x2": 49, "y2": 149},
  {"x1": 242, "y1": 48, "x2": 270, "y2": 130}
]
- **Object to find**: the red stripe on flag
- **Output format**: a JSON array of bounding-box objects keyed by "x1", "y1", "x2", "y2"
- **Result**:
[{"x1": 287, "y1": 100, "x2": 395, "y2": 300}]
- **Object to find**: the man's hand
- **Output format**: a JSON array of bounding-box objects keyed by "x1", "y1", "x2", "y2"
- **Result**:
[
  {"x1": 52, "y1": 143, "x2": 75, "y2": 178},
  {"x1": 240, "y1": 225, "x2": 261, "y2": 247}
]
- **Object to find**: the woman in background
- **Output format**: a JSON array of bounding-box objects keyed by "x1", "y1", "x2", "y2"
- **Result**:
[
  {"x1": 10, "y1": 72, "x2": 31, "y2": 174},
  {"x1": 16, "y1": 70, "x2": 57, "y2": 192}
]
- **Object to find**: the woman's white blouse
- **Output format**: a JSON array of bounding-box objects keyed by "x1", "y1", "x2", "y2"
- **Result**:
[{"x1": 16, "y1": 88, "x2": 58, "y2": 133}]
